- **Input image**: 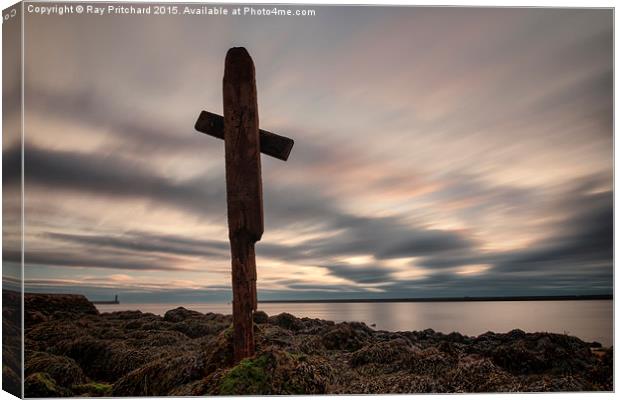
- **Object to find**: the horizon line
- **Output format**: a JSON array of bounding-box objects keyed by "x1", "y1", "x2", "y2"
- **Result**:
[{"x1": 258, "y1": 294, "x2": 613, "y2": 304}]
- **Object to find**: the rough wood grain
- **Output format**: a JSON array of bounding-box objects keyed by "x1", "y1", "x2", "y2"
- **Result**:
[
  {"x1": 195, "y1": 111, "x2": 294, "y2": 161},
  {"x1": 230, "y1": 233, "x2": 257, "y2": 362},
  {"x1": 223, "y1": 47, "x2": 261, "y2": 362}
]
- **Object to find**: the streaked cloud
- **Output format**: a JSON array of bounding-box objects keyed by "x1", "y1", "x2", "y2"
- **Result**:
[{"x1": 13, "y1": 7, "x2": 612, "y2": 302}]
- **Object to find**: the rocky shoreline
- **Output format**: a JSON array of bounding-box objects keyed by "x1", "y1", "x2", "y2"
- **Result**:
[{"x1": 3, "y1": 292, "x2": 614, "y2": 396}]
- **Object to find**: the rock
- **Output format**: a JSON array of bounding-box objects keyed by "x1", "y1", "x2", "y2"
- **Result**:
[
  {"x1": 588, "y1": 346, "x2": 613, "y2": 389},
  {"x1": 443, "y1": 356, "x2": 518, "y2": 392},
  {"x1": 321, "y1": 322, "x2": 372, "y2": 351},
  {"x1": 19, "y1": 296, "x2": 612, "y2": 394},
  {"x1": 164, "y1": 307, "x2": 205, "y2": 322},
  {"x1": 203, "y1": 328, "x2": 235, "y2": 374},
  {"x1": 507, "y1": 329, "x2": 527, "y2": 340},
  {"x1": 25, "y1": 293, "x2": 98, "y2": 317},
  {"x1": 71, "y1": 382, "x2": 113, "y2": 397},
  {"x1": 407, "y1": 346, "x2": 455, "y2": 375},
  {"x1": 25, "y1": 352, "x2": 88, "y2": 388},
  {"x1": 419, "y1": 328, "x2": 437, "y2": 340},
  {"x1": 125, "y1": 329, "x2": 190, "y2": 347},
  {"x1": 169, "y1": 379, "x2": 212, "y2": 396},
  {"x1": 520, "y1": 374, "x2": 593, "y2": 392},
  {"x1": 253, "y1": 310, "x2": 269, "y2": 324},
  {"x1": 491, "y1": 340, "x2": 548, "y2": 374},
  {"x1": 602, "y1": 346, "x2": 613, "y2": 366},
  {"x1": 112, "y1": 352, "x2": 206, "y2": 396},
  {"x1": 24, "y1": 372, "x2": 70, "y2": 397},
  {"x1": 155, "y1": 308, "x2": 232, "y2": 338},
  {"x1": 298, "y1": 318, "x2": 335, "y2": 335},
  {"x1": 268, "y1": 313, "x2": 304, "y2": 331},
  {"x1": 339, "y1": 370, "x2": 442, "y2": 394},
  {"x1": 256, "y1": 324, "x2": 297, "y2": 352},
  {"x1": 213, "y1": 349, "x2": 334, "y2": 395},
  {"x1": 124, "y1": 316, "x2": 172, "y2": 331},
  {"x1": 488, "y1": 332, "x2": 596, "y2": 375},
  {"x1": 25, "y1": 311, "x2": 48, "y2": 328},
  {"x1": 445, "y1": 331, "x2": 467, "y2": 343},
  {"x1": 101, "y1": 310, "x2": 146, "y2": 320},
  {"x1": 296, "y1": 335, "x2": 327, "y2": 355},
  {"x1": 54, "y1": 337, "x2": 155, "y2": 382},
  {"x1": 170, "y1": 318, "x2": 227, "y2": 338},
  {"x1": 350, "y1": 338, "x2": 413, "y2": 367},
  {"x1": 2, "y1": 343, "x2": 20, "y2": 374},
  {"x1": 2, "y1": 364, "x2": 21, "y2": 397},
  {"x1": 437, "y1": 340, "x2": 461, "y2": 356},
  {"x1": 27, "y1": 319, "x2": 95, "y2": 348},
  {"x1": 214, "y1": 352, "x2": 283, "y2": 395},
  {"x1": 287, "y1": 354, "x2": 335, "y2": 393}
]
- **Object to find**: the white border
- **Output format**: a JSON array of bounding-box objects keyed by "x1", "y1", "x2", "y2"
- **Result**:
[{"x1": 0, "y1": 1, "x2": 615, "y2": 400}]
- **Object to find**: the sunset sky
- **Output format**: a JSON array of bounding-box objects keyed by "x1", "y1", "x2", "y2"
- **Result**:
[{"x1": 4, "y1": 6, "x2": 613, "y2": 303}]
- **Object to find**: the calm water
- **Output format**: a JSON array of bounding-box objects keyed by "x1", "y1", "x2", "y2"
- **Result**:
[{"x1": 97, "y1": 300, "x2": 613, "y2": 346}]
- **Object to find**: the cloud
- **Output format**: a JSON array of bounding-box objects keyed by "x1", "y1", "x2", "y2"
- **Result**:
[
  {"x1": 15, "y1": 138, "x2": 612, "y2": 297},
  {"x1": 376, "y1": 228, "x2": 473, "y2": 259},
  {"x1": 17, "y1": 8, "x2": 613, "y2": 301},
  {"x1": 492, "y1": 190, "x2": 612, "y2": 274},
  {"x1": 46, "y1": 231, "x2": 229, "y2": 259},
  {"x1": 10, "y1": 249, "x2": 195, "y2": 272},
  {"x1": 10, "y1": 142, "x2": 227, "y2": 218},
  {"x1": 321, "y1": 262, "x2": 397, "y2": 284},
  {"x1": 24, "y1": 85, "x2": 210, "y2": 157},
  {"x1": 16, "y1": 141, "x2": 478, "y2": 259},
  {"x1": 108, "y1": 274, "x2": 134, "y2": 282}
]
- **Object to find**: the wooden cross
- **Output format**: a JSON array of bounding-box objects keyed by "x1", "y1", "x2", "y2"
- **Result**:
[{"x1": 194, "y1": 47, "x2": 294, "y2": 362}]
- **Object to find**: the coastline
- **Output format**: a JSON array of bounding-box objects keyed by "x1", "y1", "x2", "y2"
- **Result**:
[
  {"x1": 94, "y1": 298, "x2": 613, "y2": 346},
  {"x1": 5, "y1": 291, "x2": 614, "y2": 396}
]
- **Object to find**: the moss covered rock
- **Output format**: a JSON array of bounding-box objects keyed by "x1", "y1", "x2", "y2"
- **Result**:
[
  {"x1": 214, "y1": 349, "x2": 333, "y2": 395},
  {"x1": 218, "y1": 353, "x2": 275, "y2": 395},
  {"x1": 25, "y1": 352, "x2": 88, "y2": 388},
  {"x1": 24, "y1": 372, "x2": 70, "y2": 397},
  {"x1": 18, "y1": 297, "x2": 612, "y2": 395},
  {"x1": 71, "y1": 382, "x2": 112, "y2": 397}
]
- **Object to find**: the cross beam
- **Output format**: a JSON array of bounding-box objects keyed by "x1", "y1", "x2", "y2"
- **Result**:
[{"x1": 195, "y1": 111, "x2": 294, "y2": 161}]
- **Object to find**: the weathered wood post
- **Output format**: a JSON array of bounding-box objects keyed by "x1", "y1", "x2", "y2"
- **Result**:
[
  {"x1": 223, "y1": 47, "x2": 262, "y2": 361},
  {"x1": 194, "y1": 47, "x2": 294, "y2": 363}
]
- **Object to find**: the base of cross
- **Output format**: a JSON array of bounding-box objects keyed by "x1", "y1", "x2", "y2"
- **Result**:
[{"x1": 230, "y1": 233, "x2": 258, "y2": 362}]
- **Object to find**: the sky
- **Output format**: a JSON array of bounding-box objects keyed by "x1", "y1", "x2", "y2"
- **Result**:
[{"x1": 3, "y1": 6, "x2": 613, "y2": 303}]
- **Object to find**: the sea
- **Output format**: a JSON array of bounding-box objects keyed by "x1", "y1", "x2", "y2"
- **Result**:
[{"x1": 96, "y1": 300, "x2": 614, "y2": 346}]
